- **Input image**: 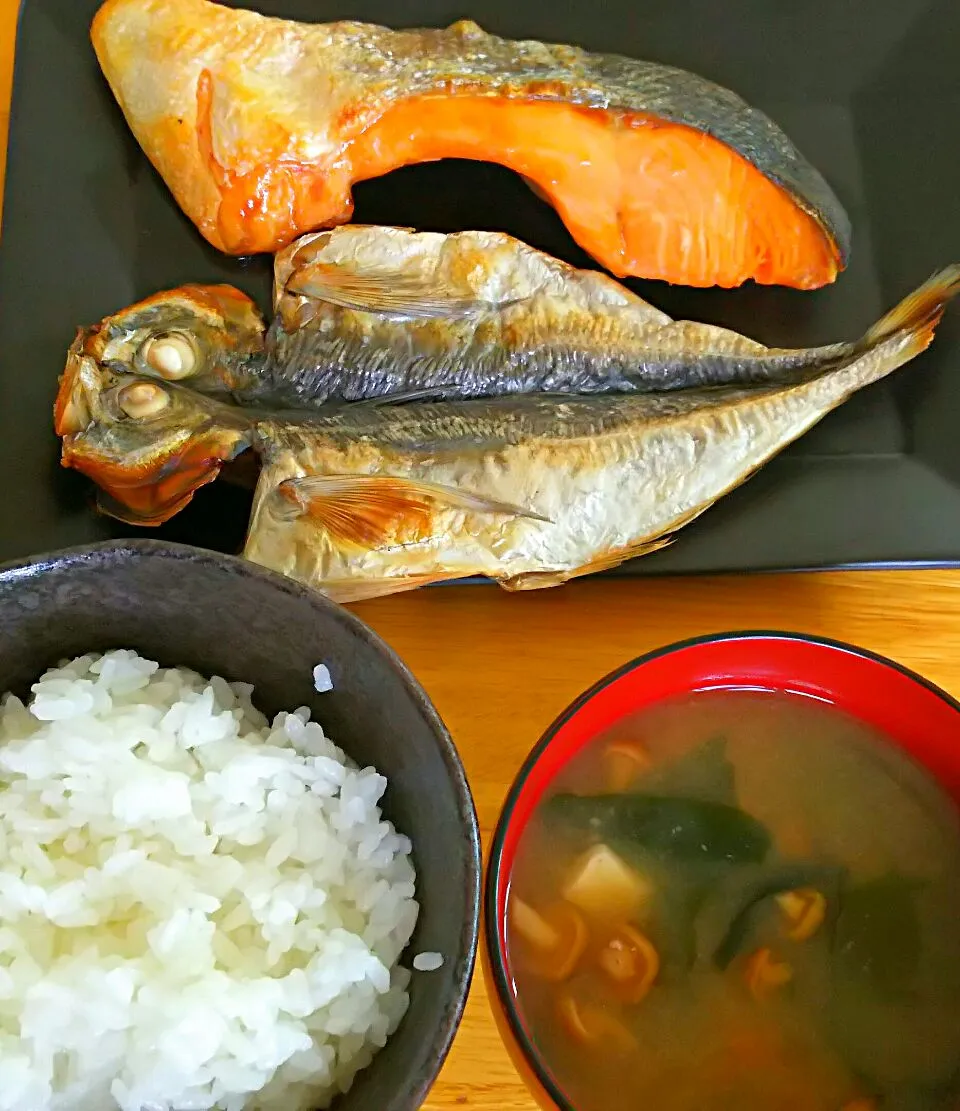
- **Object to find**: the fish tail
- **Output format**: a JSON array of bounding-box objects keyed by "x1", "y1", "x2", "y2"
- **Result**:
[
  {"x1": 773, "y1": 265, "x2": 960, "y2": 393},
  {"x1": 859, "y1": 265, "x2": 960, "y2": 356}
]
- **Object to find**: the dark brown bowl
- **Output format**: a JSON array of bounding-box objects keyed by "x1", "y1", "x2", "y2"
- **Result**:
[{"x1": 0, "y1": 538, "x2": 481, "y2": 1111}]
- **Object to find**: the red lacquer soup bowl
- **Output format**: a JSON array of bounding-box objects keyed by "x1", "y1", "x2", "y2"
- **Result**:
[{"x1": 483, "y1": 631, "x2": 960, "y2": 1111}]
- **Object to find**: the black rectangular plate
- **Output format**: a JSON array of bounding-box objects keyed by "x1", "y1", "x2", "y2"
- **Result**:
[{"x1": 2, "y1": 0, "x2": 960, "y2": 575}]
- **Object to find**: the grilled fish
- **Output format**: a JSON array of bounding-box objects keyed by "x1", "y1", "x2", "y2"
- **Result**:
[
  {"x1": 92, "y1": 0, "x2": 849, "y2": 289},
  {"x1": 77, "y1": 226, "x2": 899, "y2": 409},
  {"x1": 54, "y1": 268, "x2": 959, "y2": 600}
]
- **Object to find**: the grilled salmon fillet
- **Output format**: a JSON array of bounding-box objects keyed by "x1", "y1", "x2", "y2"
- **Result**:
[{"x1": 91, "y1": 0, "x2": 850, "y2": 289}]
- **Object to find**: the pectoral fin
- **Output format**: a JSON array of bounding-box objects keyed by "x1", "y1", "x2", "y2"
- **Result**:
[
  {"x1": 286, "y1": 262, "x2": 513, "y2": 320},
  {"x1": 274, "y1": 473, "x2": 550, "y2": 548}
]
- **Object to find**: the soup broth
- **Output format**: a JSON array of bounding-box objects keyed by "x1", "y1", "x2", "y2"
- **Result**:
[{"x1": 506, "y1": 690, "x2": 960, "y2": 1111}]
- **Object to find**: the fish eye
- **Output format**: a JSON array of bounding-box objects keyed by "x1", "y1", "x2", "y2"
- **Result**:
[
  {"x1": 141, "y1": 332, "x2": 198, "y2": 380},
  {"x1": 117, "y1": 382, "x2": 171, "y2": 419}
]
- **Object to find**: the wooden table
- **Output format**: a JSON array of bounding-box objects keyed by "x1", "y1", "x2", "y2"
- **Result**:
[
  {"x1": 1, "y1": 0, "x2": 13, "y2": 205},
  {"x1": 5, "y1": 8, "x2": 960, "y2": 1109}
]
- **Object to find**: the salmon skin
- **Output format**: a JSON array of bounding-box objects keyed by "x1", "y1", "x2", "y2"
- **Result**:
[
  {"x1": 74, "y1": 225, "x2": 896, "y2": 410},
  {"x1": 91, "y1": 0, "x2": 850, "y2": 289},
  {"x1": 54, "y1": 268, "x2": 959, "y2": 600}
]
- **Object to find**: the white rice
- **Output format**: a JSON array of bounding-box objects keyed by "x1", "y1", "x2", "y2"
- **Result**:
[
  {"x1": 312, "y1": 666, "x2": 333, "y2": 695},
  {"x1": 0, "y1": 650, "x2": 421, "y2": 1111},
  {"x1": 411, "y1": 953, "x2": 444, "y2": 973}
]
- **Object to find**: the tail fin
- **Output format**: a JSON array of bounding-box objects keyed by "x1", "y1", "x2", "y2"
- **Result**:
[{"x1": 859, "y1": 265, "x2": 960, "y2": 357}]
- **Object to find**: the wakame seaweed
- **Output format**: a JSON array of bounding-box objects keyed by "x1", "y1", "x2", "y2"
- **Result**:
[
  {"x1": 704, "y1": 861, "x2": 845, "y2": 969},
  {"x1": 542, "y1": 793, "x2": 771, "y2": 865},
  {"x1": 637, "y1": 734, "x2": 737, "y2": 805},
  {"x1": 834, "y1": 872, "x2": 924, "y2": 997}
]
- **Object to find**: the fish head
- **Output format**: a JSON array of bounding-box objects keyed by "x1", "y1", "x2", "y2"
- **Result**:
[
  {"x1": 77, "y1": 284, "x2": 265, "y2": 396},
  {"x1": 55, "y1": 344, "x2": 252, "y2": 526}
]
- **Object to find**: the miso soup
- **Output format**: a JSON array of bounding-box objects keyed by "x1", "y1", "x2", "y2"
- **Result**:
[{"x1": 506, "y1": 691, "x2": 960, "y2": 1111}]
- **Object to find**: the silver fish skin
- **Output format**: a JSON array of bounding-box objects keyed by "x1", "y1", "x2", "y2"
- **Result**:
[
  {"x1": 77, "y1": 226, "x2": 915, "y2": 409},
  {"x1": 55, "y1": 266, "x2": 959, "y2": 600},
  {"x1": 240, "y1": 266, "x2": 958, "y2": 598},
  {"x1": 260, "y1": 227, "x2": 866, "y2": 406}
]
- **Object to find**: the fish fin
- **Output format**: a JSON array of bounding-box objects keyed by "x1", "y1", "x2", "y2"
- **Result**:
[
  {"x1": 93, "y1": 481, "x2": 201, "y2": 527},
  {"x1": 286, "y1": 262, "x2": 509, "y2": 320},
  {"x1": 498, "y1": 534, "x2": 677, "y2": 591},
  {"x1": 275, "y1": 473, "x2": 550, "y2": 548},
  {"x1": 318, "y1": 571, "x2": 467, "y2": 603},
  {"x1": 359, "y1": 388, "x2": 610, "y2": 407},
  {"x1": 93, "y1": 488, "x2": 166, "y2": 527},
  {"x1": 69, "y1": 429, "x2": 251, "y2": 527},
  {"x1": 356, "y1": 388, "x2": 456, "y2": 408},
  {"x1": 861, "y1": 265, "x2": 960, "y2": 350}
]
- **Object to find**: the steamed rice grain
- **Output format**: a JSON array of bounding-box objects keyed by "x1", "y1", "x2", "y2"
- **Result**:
[
  {"x1": 411, "y1": 953, "x2": 444, "y2": 973},
  {"x1": 0, "y1": 651, "x2": 420, "y2": 1111}
]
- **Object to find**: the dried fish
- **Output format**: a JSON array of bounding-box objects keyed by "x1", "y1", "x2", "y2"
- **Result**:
[
  {"x1": 54, "y1": 268, "x2": 959, "y2": 600},
  {"x1": 79, "y1": 227, "x2": 883, "y2": 409}
]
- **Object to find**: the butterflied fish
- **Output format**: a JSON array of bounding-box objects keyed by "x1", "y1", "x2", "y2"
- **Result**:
[
  {"x1": 77, "y1": 226, "x2": 900, "y2": 409},
  {"x1": 92, "y1": 0, "x2": 849, "y2": 289},
  {"x1": 54, "y1": 267, "x2": 959, "y2": 600}
]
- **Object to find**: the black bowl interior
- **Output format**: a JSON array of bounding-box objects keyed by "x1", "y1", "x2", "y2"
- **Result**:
[{"x1": 0, "y1": 539, "x2": 481, "y2": 1111}]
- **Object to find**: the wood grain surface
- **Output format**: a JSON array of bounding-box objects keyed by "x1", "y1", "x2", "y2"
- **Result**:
[
  {"x1": 1, "y1": 0, "x2": 14, "y2": 205},
  {"x1": 4, "y1": 6, "x2": 960, "y2": 1109}
]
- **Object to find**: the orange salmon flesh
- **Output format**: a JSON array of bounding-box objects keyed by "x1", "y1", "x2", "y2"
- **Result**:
[{"x1": 197, "y1": 95, "x2": 839, "y2": 289}]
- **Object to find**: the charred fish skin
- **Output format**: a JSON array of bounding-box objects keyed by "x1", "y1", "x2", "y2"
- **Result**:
[{"x1": 92, "y1": 0, "x2": 848, "y2": 288}]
